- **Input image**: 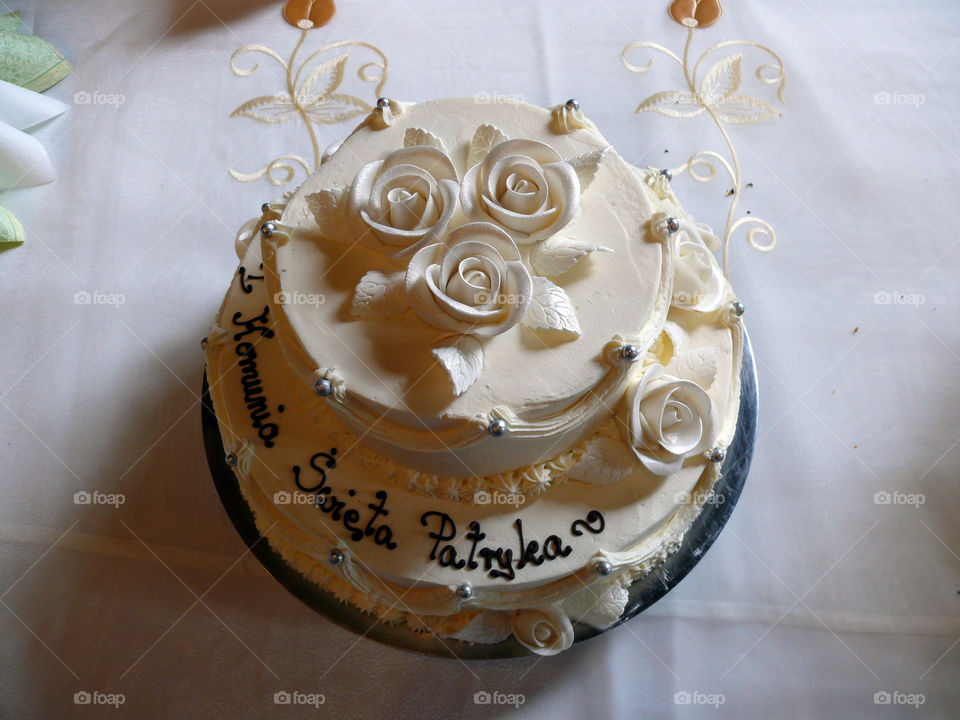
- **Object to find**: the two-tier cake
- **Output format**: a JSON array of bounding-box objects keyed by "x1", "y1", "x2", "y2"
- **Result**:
[{"x1": 204, "y1": 97, "x2": 745, "y2": 655}]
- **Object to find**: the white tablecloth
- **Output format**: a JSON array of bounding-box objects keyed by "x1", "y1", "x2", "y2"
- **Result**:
[{"x1": 2, "y1": 1, "x2": 958, "y2": 717}]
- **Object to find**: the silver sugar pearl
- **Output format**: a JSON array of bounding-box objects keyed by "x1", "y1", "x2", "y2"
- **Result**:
[
  {"x1": 710, "y1": 447, "x2": 726, "y2": 463},
  {"x1": 658, "y1": 168, "x2": 672, "y2": 181},
  {"x1": 564, "y1": 98, "x2": 580, "y2": 111},
  {"x1": 732, "y1": 301, "x2": 745, "y2": 317},
  {"x1": 261, "y1": 202, "x2": 272, "y2": 214},
  {"x1": 200, "y1": 336, "x2": 209, "y2": 350},
  {"x1": 455, "y1": 583, "x2": 474, "y2": 600},
  {"x1": 260, "y1": 221, "x2": 276, "y2": 238},
  {"x1": 596, "y1": 560, "x2": 613, "y2": 576},
  {"x1": 314, "y1": 378, "x2": 333, "y2": 397},
  {"x1": 665, "y1": 217, "x2": 681, "y2": 233},
  {"x1": 376, "y1": 97, "x2": 390, "y2": 109},
  {"x1": 620, "y1": 344, "x2": 640, "y2": 361},
  {"x1": 224, "y1": 452, "x2": 238, "y2": 467},
  {"x1": 328, "y1": 548, "x2": 345, "y2": 566},
  {"x1": 487, "y1": 418, "x2": 508, "y2": 437}
]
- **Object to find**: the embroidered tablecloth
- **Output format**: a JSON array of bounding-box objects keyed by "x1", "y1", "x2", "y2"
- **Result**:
[{"x1": 1, "y1": 1, "x2": 958, "y2": 717}]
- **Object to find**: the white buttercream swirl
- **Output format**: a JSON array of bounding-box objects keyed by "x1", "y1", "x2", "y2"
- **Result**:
[
  {"x1": 461, "y1": 139, "x2": 580, "y2": 243},
  {"x1": 346, "y1": 146, "x2": 459, "y2": 258},
  {"x1": 405, "y1": 222, "x2": 532, "y2": 337},
  {"x1": 510, "y1": 605, "x2": 575, "y2": 656},
  {"x1": 620, "y1": 364, "x2": 717, "y2": 476}
]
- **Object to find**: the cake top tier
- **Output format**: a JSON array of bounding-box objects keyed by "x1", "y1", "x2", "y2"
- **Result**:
[{"x1": 261, "y1": 98, "x2": 670, "y2": 477}]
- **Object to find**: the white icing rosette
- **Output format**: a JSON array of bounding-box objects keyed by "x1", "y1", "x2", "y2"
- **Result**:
[
  {"x1": 405, "y1": 222, "x2": 532, "y2": 338},
  {"x1": 510, "y1": 605, "x2": 575, "y2": 656},
  {"x1": 620, "y1": 364, "x2": 717, "y2": 476},
  {"x1": 461, "y1": 139, "x2": 580, "y2": 243},
  {"x1": 345, "y1": 145, "x2": 460, "y2": 258}
]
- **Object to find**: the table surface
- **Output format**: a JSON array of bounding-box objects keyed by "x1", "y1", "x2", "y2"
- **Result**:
[{"x1": 2, "y1": 2, "x2": 958, "y2": 718}]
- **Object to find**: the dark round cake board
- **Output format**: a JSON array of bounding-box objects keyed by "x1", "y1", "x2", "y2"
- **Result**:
[{"x1": 202, "y1": 334, "x2": 757, "y2": 659}]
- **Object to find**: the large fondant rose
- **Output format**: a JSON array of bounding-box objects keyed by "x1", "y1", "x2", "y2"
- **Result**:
[
  {"x1": 620, "y1": 364, "x2": 717, "y2": 476},
  {"x1": 346, "y1": 146, "x2": 459, "y2": 258},
  {"x1": 405, "y1": 222, "x2": 532, "y2": 337},
  {"x1": 460, "y1": 139, "x2": 580, "y2": 243},
  {"x1": 510, "y1": 605, "x2": 575, "y2": 656}
]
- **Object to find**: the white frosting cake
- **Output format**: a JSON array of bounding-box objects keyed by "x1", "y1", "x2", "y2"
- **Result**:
[{"x1": 204, "y1": 97, "x2": 745, "y2": 655}]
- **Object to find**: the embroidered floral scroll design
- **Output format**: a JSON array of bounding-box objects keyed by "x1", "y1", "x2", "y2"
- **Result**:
[
  {"x1": 622, "y1": 15, "x2": 785, "y2": 273},
  {"x1": 229, "y1": 29, "x2": 388, "y2": 187}
]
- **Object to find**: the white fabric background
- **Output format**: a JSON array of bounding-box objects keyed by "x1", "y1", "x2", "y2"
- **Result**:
[{"x1": 1, "y1": 1, "x2": 958, "y2": 718}]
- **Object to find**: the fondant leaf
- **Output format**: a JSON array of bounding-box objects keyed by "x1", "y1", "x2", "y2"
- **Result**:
[
  {"x1": 636, "y1": 91, "x2": 704, "y2": 118},
  {"x1": 668, "y1": 347, "x2": 719, "y2": 389},
  {"x1": 529, "y1": 237, "x2": 612, "y2": 277},
  {"x1": 303, "y1": 93, "x2": 371, "y2": 124},
  {"x1": 296, "y1": 54, "x2": 348, "y2": 104},
  {"x1": 230, "y1": 94, "x2": 299, "y2": 123},
  {"x1": 568, "y1": 436, "x2": 636, "y2": 485},
  {"x1": 711, "y1": 94, "x2": 781, "y2": 124},
  {"x1": 521, "y1": 277, "x2": 581, "y2": 335},
  {"x1": 404, "y1": 127, "x2": 447, "y2": 154},
  {"x1": 700, "y1": 54, "x2": 741, "y2": 105},
  {"x1": 467, "y1": 124, "x2": 508, "y2": 167},
  {"x1": 566, "y1": 147, "x2": 609, "y2": 191},
  {"x1": 431, "y1": 335, "x2": 484, "y2": 396},
  {"x1": 351, "y1": 270, "x2": 408, "y2": 318},
  {"x1": 305, "y1": 187, "x2": 349, "y2": 239}
]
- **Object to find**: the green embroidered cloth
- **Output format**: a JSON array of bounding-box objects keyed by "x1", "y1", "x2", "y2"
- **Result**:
[
  {"x1": 0, "y1": 205, "x2": 25, "y2": 246},
  {"x1": 0, "y1": 10, "x2": 73, "y2": 92}
]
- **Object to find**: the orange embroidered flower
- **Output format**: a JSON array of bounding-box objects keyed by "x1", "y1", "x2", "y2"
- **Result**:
[
  {"x1": 669, "y1": 0, "x2": 722, "y2": 28},
  {"x1": 283, "y1": 0, "x2": 336, "y2": 29}
]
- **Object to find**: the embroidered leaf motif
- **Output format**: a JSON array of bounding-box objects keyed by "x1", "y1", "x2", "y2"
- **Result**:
[
  {"x1": 230, "y1": 94, "x2": 299, "y2": 123},
  {"x1": 668, "y1": 347, "x2": 720, "y2": 389},
  {"x1": 530, "y1": 237, "x2": 612, "y2": 277},
  {"x1": 566, "y1": 147, "x2": 609, "y2": 191},
  {"x1": 351, "y1": 270, "x2": 408, "y2": 318},
  {"x1": 669, "y1": 0, "x2": 722, "y2": 28},
  {"x1": 306, "y1": 187, "x2": 349, "y2": 238},
  {"x1": 404, "y1": 127, "x2": 447, "y2": 154},
  {"x1": 296, "y1": 54, "x2": 348, "y2": 104},
  {"x1": 568, "y1": 436, "x2": 636, "y2": 484},
  {"x1": 636, "y1": 91, "x2": 704, "y2": 118},
  {"x1": 431, "y1": 336, "x2": 484, "y2": 396},
  {"x1": 521, "y1": 277, "x2": 581, "y2": 335},
  {"x1": 712, "y1": 94, "x2": 781, "y2": 124},
  {"x1": 303, "y1": 93, "x2": 371, "y2": 124},
  {"x1": 699, "y1": 54, "x2": 741, "y2": 105},
  {"x1": 468, "y1": 124, "x2": 508, "y2": 167}
]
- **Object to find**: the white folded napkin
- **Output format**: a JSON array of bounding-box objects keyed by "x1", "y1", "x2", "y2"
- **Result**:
[
  {"x1": 0, "y1": 78, "x2": 67, "y2": 130},
  {"x1": 0, "y1": 120, "x2": 55, "y2": 189}
]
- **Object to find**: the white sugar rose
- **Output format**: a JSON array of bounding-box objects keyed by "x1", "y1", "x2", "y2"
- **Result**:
[
  {"x1": 674, "y1": 235, "x2": 724, "y2": 311},
  {"x1": 510, "y1": 605, "x2": 575, "y2": 656},
  {"x1": 345, "y1": 146, "x2": 459, "y2": 258},
  {"x1": 461, "y1": 139, "x2": 580, "y2": 243},
  {"x1": 620, "y1": 364, "x2": 717, "y2": 476},
  {"x1": 405, "y1": 222, "x2": 532, "y2": 337}
]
